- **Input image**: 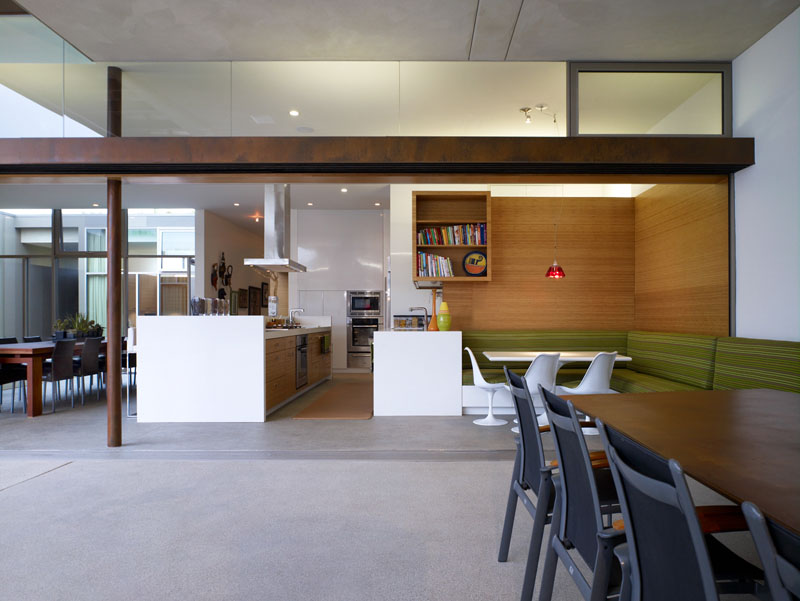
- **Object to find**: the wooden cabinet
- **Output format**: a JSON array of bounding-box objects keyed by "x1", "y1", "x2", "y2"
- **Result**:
[
  {"x1": 265, "y1": 337, "x2": 296, "y2": 411},
  {"x1": 308, "y1": 332, "x2": 332, "y2": 385},
  {"x1": 412, "y1": 191, "x2": 492, "y2": 283}
]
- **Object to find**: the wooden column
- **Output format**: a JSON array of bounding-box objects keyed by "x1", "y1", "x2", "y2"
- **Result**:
[{"x1": 107, "y1": 66, "x2": 122, "y2": 447}]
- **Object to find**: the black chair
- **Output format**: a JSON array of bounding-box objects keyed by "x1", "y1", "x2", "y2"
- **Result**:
[
  {"x1": 598, "y1": 420, "x2": 765, "y2": 601},
  {"x1": 498, "y1": 367, "x2": 560, "y2": 601},
  {"x1": 743, "y1": 501, "x2": 800, "y2": 601},
  {"x1": 23, "y1": 336, "x2": 42, "y2": 342},
  {"x1": 42, "y1": 339, "x2": 76, "y2": 412},
  {"x1": 73, "y1": 337, "x2": 102, "y2": 405},
  {"x1": 0, "y1": 336, "x2": 27, "y2": 413},
  {"x1": 538, "y1": 386, "x2": 624, "y2": 601}
]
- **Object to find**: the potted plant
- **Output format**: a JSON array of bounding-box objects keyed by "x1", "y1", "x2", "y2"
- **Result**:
[{"x1": 54, "y1": 313, "x2": 104, "y2": 340}]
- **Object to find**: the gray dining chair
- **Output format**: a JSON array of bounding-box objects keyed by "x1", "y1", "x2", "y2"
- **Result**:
[
  {"x1": 42, "y1": 339, "x2": 76, "y2": 412},
  {"x1": 73, "y1": 337, "x2": 102, "y2": 404},
  {"x1": 743, "y1": 501, "x2": 800, "y2": 601},
  {"x1": 0, "y1": 336, "x2": 27, "y2": 413},
  {"x1": 23, "y1": 336, "x2": 42, "y2": 342}
]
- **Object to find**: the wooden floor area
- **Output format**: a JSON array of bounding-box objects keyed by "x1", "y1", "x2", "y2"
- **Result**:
[{"x1": 293, "y1": 373, "x2": 373, "y2": 420}]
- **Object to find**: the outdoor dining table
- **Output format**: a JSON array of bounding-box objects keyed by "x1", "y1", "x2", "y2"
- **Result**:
[
  {"x1": 0, "y1": 339, "x2": 107, "y2": 417},
  {"x1": 567, "y1": 388, "x2": 800, "y2": 536},
  {"x1": 482, "y1": 350, "x2": 632, "y2": 369}
]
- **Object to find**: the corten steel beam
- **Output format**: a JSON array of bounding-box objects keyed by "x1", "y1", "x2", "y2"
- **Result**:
[
  {"x1": 106, "y1": 67, "x2": 122, "y2": 447},
  {"x1": 0, "y1": 136, "x2": 754, "y2": 177}
]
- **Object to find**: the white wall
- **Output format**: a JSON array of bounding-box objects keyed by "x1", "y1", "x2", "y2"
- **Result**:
[
  {"x1": 293, "y1": 209, "x2": 385, "y2": 369},
  {"x1": 198, "y1": 209, "x2": 268, "y2": 308},
  {"x1": 733, "y1": 8, "x2": 800, "y2": 341}
]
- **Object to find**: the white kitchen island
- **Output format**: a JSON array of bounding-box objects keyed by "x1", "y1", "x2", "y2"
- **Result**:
[
  {"x1": 372, "y1": 330, "x2": 462, "y2": 416},
  {"x1": 137, "y1": 316, "x2": 331, "y2": 422}
]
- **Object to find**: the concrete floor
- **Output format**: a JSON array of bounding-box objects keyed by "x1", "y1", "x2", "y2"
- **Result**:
[{"x1": 0, "y1": 375, "x2": 761, "y2": 601}]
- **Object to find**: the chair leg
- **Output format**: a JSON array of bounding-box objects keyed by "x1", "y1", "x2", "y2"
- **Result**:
[
  {"x1": 520, "y1": 484, "x2": 552, "y2": 601},
  {"x1": 537, "y1": 485, "x2": 562, "y2": 601},
  {"x1": 498, "y1": 445, "x2": 522, "y2": 562},
  {"x1": 474, "y1": 389, "x2": 508, "y2": 426},
  {"x1": 80, "y1": 376, "x2": 85, "y2": 406},
  {"x1": 22, "y1": 382, "x2": 27, "y2": 414}
]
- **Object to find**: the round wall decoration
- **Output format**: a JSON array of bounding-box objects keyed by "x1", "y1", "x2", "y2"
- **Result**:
[{"x1": 463, "y1": 250, "x2": 487, "y2": 276}]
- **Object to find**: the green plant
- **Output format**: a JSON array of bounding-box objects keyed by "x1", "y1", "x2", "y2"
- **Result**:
[{"x1": 54, "y1": 312, "x2": 103, "y2": 336}]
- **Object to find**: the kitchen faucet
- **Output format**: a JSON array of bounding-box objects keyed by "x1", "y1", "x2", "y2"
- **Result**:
[
  {"x1": 289, "y1": 308, "x2": 304, "y2": 327},
  {"x1": 409, "y1": 306, "x2": 428, "y2": 330}
]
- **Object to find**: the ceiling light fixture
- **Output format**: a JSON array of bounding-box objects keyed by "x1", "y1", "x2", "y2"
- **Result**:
[
  {"x1": 307, "y1": 202, "x2": 313, "y2": 206},
  {"x1": 520, "y1": 107, "x2": 532, "y2": 124},
  {"x1": 546, "y1": 199, "x2": 566, "y2": 279},
  {"x1": 374, "y1": 202, "x2": 381, "y2": 206},
  {"x1": 234, "y1": 203, "x2": 240, "y2": 207},
  {"x1": 341, "y1": 188, "x2": 348, "y2": 193},
  {"x1": 91, "y1": 203, "x2": 99, "y2": 207},
  {"x1": 288, "y1": 109, "x2": 300, "y2": 117}
]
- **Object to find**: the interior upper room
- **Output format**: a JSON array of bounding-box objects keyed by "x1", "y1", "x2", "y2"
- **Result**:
[{"x1": 0, "y1": 0, "x2": 798, "y2": 343}]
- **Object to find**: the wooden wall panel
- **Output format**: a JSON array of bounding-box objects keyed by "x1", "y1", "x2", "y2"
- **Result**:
[
  {"x1": 634, "y1": 182, "x2": 729, "y2": 336},
  {"x1": 444, "y1": 197, "x2": 634, "y2": 331}
]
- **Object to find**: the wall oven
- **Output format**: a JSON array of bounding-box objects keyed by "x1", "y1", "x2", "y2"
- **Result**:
[
  {"x1": 346, "y1": 290, "x2": 382, "y2": 317},
  {"x1": 347, "y1": 316, "x2": 383, "y2": 369}
]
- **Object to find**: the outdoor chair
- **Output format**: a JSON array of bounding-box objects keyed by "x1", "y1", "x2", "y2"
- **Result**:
[
  {"x1": 510, "y1": 353, "x2": 560, "y2": 433},
  {"x1": 743, "y1": 501, "x2": 800, "y2": 601},
  {"x1": 73, "y1": 337, "x2": 102, "y2": 405},
  {"x1": 23, "y1": 336, "x2": 42, "y2": 342},
  {"x1": 0, "y1": 336, "x2": 27, "y2": 413},
  {"x1": 42, "y1": 339, "x2": 76, "y2": 412},
  {"x1": 598, "y1": 420, "x2": 766, "y2": 601},
  {"x1": 538, "y1": 386, "x2": 625, "y2": 601}
]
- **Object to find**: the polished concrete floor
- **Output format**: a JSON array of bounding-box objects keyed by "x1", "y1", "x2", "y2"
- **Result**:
[{"x1": 0, "y1": 375, "x2": 760, "y2": 601}]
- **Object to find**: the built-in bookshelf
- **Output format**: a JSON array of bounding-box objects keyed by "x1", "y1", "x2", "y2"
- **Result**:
[{"x1": 412, "y1": 191, "x2": 492, "y2": 283}]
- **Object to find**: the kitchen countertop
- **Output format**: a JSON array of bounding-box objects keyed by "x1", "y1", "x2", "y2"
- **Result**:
[{"x1": 264, "y1": 326, "x2": 331, "y2": 340}]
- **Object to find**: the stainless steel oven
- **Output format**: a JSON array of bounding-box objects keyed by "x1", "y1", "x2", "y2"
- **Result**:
[
  {"x1": 296, "y1": 334, "x2": 308, "y2": 389},
  {"x1": 346, "y1": 290, "x2": 382, "y2": 317},
  {"x1": 347, "y1": 316, "x2": 382, "y2": 368}
]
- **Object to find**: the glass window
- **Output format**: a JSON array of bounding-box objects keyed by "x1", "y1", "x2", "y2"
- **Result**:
[{"x1": 160, "y1": 229, "x2": 194, "y2": 271}]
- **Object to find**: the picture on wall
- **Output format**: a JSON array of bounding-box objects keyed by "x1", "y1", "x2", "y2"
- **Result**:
[
  {"x1": 238, "y1": 288, "x2": 248, "y2": 308},
  {"x1": 248, "y1": 286, "x2": 261, "y2": 316}
]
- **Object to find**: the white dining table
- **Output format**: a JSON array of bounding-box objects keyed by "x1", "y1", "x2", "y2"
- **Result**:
[{"x1": 482, "y1": 350, "x2": 632, "y2": 367}]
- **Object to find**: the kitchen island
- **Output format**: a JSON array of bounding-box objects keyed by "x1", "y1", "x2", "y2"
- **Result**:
[{"x1": 137, "y1": 316, "x2": 332, "y2": 422}]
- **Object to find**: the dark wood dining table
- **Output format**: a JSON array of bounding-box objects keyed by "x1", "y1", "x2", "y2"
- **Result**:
[
  {"x1": 0, "y1": 340, "x2": 107, "y2": 417},
  {"x1": 566, "y1": 388, "x2": 800, "y2": 536}
]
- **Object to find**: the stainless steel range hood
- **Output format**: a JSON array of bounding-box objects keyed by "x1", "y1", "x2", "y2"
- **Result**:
[{"x1": 244, "y1": 184, "x2": 307, "y2": 273}]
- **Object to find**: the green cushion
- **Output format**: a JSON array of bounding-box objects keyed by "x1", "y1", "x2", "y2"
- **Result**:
[
  {"x1": 610, "y1": 370, "x2": 703, "y2": 394},
  {"x1": 462, "y1": 330, "x2": 629, "y2": 372},
  {"x1": 626, "y1": 331, "x2": 717, "y2": 390},
  {"x1": 713, "y1": 337, "x2": 800, "y2": 393}
]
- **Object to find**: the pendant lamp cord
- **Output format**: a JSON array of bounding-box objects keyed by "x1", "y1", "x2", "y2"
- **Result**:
[{"x1": 553, "y1": 199, "x2": 565, "y2": 263}]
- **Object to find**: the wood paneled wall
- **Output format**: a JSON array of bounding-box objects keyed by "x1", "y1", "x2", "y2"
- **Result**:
[
  {"x1": 634, "y1": 182, "x2": 729, "y2": 336},
  {"x1": 443, "y1": 197, "x2": 635, "y2": 331}
]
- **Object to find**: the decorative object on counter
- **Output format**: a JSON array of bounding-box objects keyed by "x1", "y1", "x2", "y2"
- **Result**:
[
  {"x1": 229, "y1": 291, "x2": 239, "y2": 315},
  {"x1": 238, "y1": 288, "x2": 248, "y2": 308},
  {"x1": 463, "y1": 250, "x2": 487, "y2": 277},
  {"x1": 210, "y1": 264, "x2": 218, "y2": 290},
  {"x1": 217, "y1": 287, "x2": 227, "y2": 300},
  {"x1": 261, "y1": 282, "x2": 270, "y2": 307},
  {"x1": 248, "y1": 286, "x2": 261, "y2": 316},
  {"x1": 268, "y1": 296, "x2": 278, "y2": 317},
  {"x1": 53, "y1": 312, "x2": 103, "y2": 339},
  {"x1": 223, "y1": 264, "x2": 233, "y2": 288},
  {"x1": 428, "y1": 289, "x2": 439, "y2": 331},
  {"x1": 190, "y1": 296, "x2": 203, "y2": 315},
  {"x1": 437, "y1": 301, "x2": 452, "y2": 331},
  {"x1": 546, "y1": 198, "x2": 566, "y2": 279}
]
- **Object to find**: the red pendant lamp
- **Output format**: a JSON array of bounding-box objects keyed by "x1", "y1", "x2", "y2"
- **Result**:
[{"x1": 546, "y1": 203, "x2": 565, "y2": 279}]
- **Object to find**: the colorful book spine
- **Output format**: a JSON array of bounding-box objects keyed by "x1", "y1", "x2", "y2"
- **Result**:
[
  {"x1": 416, "y1": 252, "x2": 454, "y2": 277},
  {"x1": 417, "y1": 223, "x2": 487, "y2": 246}
]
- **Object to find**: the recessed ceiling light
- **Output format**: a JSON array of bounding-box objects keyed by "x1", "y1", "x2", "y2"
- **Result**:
[
  {"x1": 255, "y1": 217, "x2": 260, "y2": 223},
  {"x1": 289, "y1": 109, "x2": 300, "y2": 117},
  {"x1": 91, "y1": 203, "x2": 99, "y2": 207},
  {"x1": 234, "y1": 202, "x2": 240, "y2": 207},
  {"x1": 341, "y1": 188, "x2": 348, "y2": 193},
  {"x1": 374, "y1": 202, "x2": 381, "y2": 206},
  {"x1": 307, "y1": 202, "x2": 313, "y2": 206}
]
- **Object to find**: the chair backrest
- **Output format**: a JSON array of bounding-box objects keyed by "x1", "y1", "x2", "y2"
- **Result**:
[
  {"x1": 23, "y1": 336, "x2": 42, "y2": 342},
  {"x1": 0, "y1": 337, "x2": 18, "y2": 344},
  {"x1": 574, "y1": 351, "x2": 617, "y2": 393},
  {"x1": 742, "y1": 502, "x2": 800, "y2": 601},
  {"x1": 505, "y1": 366, "x2": 548, "y2": 494},
  {"x1": 540, "y1": 386, "x2": 606, "y2": 567},
  {"x1": 523, "y1": 353, "x2": 560, "y2": 400},
  {"x1": 464, "y1": 346, "x2": 489, "y2": 388},
  {"x1": 78, "y1": 337, "x2": 101, "y2": 375},
  {"x1": 598, "y1": 420, "x2": 719, "y2": 601},
  {"x1": 51, "y1": 339, "x2": 76, "y2": 381}
]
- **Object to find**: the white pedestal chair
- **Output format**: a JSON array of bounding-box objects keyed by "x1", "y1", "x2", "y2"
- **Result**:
[
  {"x1": 511, "y1": 352, "x2": 560, "y2": 434},
  {"x1": 554, "y1": 351, "x2": 617, "y2": 434},
  {"x1": 465, "y1": 346, "x2": 507, "y2": 426}
]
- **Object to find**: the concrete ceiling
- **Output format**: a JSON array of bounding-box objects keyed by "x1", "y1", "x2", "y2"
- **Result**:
[{"x1": 16, "y1": 0, "x2": 800, "y2": 62}]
